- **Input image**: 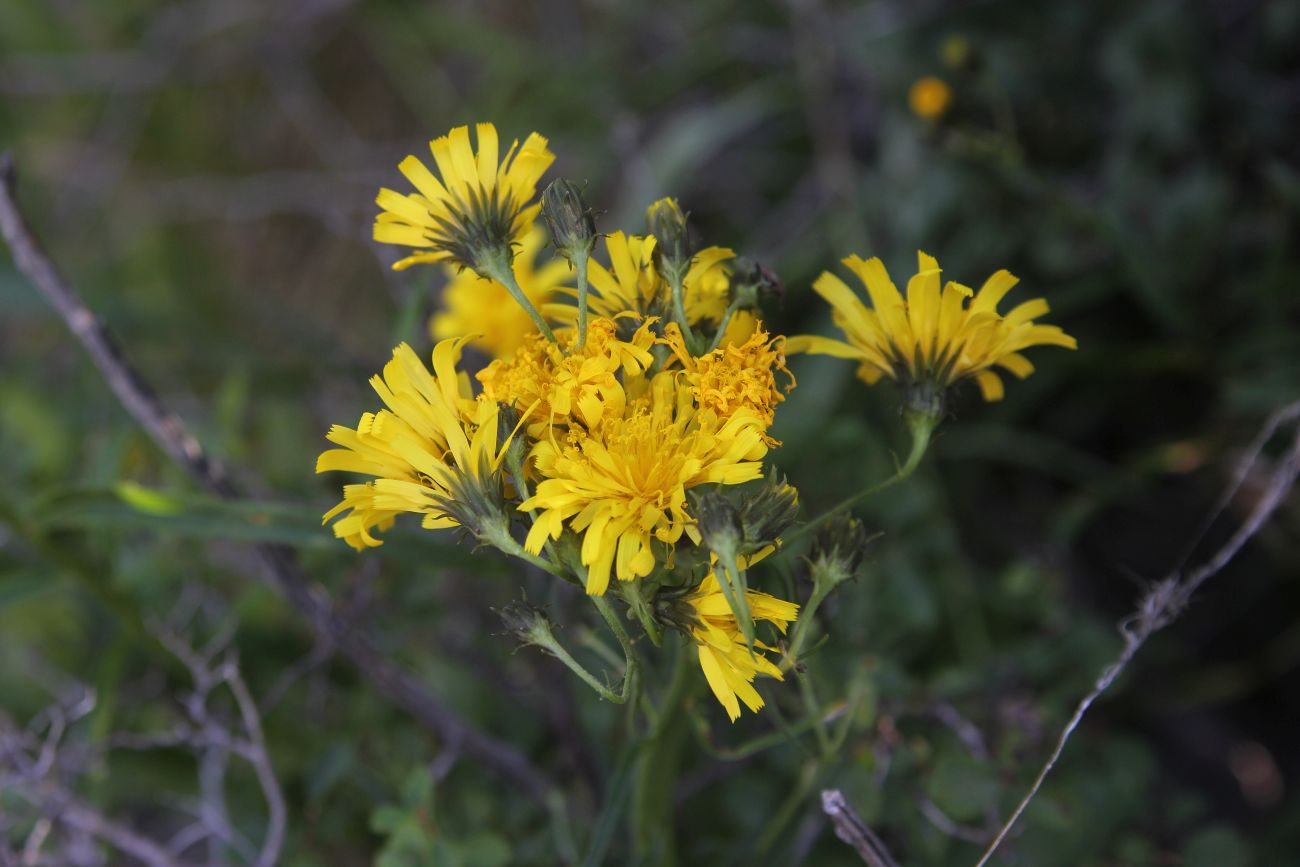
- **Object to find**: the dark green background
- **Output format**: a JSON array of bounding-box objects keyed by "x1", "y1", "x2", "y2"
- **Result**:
[{"x1": 2, "y1": 0, "x2": 1299, "y2": 864}]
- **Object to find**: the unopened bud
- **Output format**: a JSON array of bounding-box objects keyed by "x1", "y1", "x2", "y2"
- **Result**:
[
  {"x1": 541, "y1": 179, "x2": 598, "y2": 265},
  {"x1": 808, "y1": 514, "x2": 871, "y2": 589},
  {"x1": 496, "y1": 403, "x2": 528, "y2": 471},
  {"x1": 646, "y1": 197, "x2": 693, "y2": 279},
  {"x1": 694, "y1": 490, "x2": 743, "y2": 561},
  {"x1": 738, "y1": 471, "x2": 799, "y2": 553},
  {"x1": 728, "y1": 256, "x2": 786, "y2": 310},
  {"x1": 496, "y1": 601, "x2": 560, "y2": 652},
  {"x1": 941, "y1": 35, "x2": 979, "y2": 74}
]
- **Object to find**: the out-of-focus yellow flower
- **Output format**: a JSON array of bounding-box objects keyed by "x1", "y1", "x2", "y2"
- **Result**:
[
  {"x1": 908, "y1": 76, "x2": 952, "y2": 121},
  {"x1": 519, "y1": 373, "x2": 768, "y2": 595},
  {"x1": 663, "y1": 323, "x2": 795, "y2": 443},
  {"x1": 682, "y1": 573, "x2": 798, "y2": 721},
  {"x1": 477, "y1": 316, "x2": 657, "y2": 435},
  {"x1": 317, "y1": 339, "x2": 512, "y2": 549},
  {"x1": 373, "y1": 123, "x2": 554, "y2": 271},
  {"x1": 787, "y1": 251, "x2": 1077, "y2": 403},
  {"x1": 430, "y1": 222, "x2": 570, "y2": 359}
]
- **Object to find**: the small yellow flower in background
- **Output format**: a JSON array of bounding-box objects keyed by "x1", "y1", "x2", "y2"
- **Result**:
[
  {"x1": 908, "y1": 76, "x2": 952, "y2": 121},
  {"x1": 663, "y1": 322, "x2": 795, "y2": 443},
  {"x1": 787, "y1": 251, "x2": 1077, "y2": 404},
  {"x1": 683, "y1": 573, "x2": 798, "y2": 721},
  {"x1": 374, "y1": 122, "x2": 555, "y2": 271},
  {"x1": 317, "y1": 339, "x2": 512, "y2": 549},
  {"x1": 430, "y1": 222, "x2": 571, "y2": 359},
  {"x1": 520, "y1": 373, "x2": 769, "y2": 595},
  {"x1": 477, "y1": 316, "x2": 656, "y2": 435}
]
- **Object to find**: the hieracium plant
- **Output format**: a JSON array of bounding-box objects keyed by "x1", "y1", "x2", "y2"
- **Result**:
[{"x1": 317, "y1": 121, "x2": 1075, "y2": 752}]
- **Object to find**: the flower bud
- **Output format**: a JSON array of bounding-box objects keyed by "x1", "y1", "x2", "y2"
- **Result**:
[
  {"x1": 496, "y1": 601, "x2": 560, "y2": 651},
  {"x1": 540, "y1": 178, "x2": 598, "y2": 265},
  {"x1": 728, "y1": 256, "x2": 786, "y2": 311},
  {"x1": 693, "y1": 490, "x2": 744, "y2": 562},
  {"x1": 941, "y1": 35, "x2": 979, "y2": 74},
  {"x1": 495, "y1": 402, "x2": 528, "y2": 474},
  {"x1": 808, "y1": 514, "x2": 871, "y2": 590},
  {"x1": 646, "y1": 197, "x2": 693, "y2": 280},
  {"x1": 737, "y1": 471, "x2": 800, "y2": 554}
]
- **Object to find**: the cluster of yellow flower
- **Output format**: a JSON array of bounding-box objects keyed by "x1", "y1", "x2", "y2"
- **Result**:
[{"x1": 317, "y1": 122, "x2": 1075, "y2": 721}]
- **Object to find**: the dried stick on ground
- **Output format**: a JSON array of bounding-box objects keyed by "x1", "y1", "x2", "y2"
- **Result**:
[
  {"x1": 821, "y1": 789, "x2": 902, "y2": 867},
  {"x1": 0, "y1": 153, "x2": 555, "y2": 806},
  {"x1": 973, "y1": 400, "x2": 1300, "y2": 866}
]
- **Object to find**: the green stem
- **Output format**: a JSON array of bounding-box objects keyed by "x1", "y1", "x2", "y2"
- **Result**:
[
  {"x1": 483, "y1": 522, "x2": 567, "y2": 580},
  {"x1": 798, "y1": 670, "x2": 832, "y2": 754},
  {"x1": 478, "y1": 247, "x2": 558, "y2": 345},
  {"x1": 632, "y1": 640, "x2": 691, "y2": 863},
  {"x1": 667, "y1": 268, "x2": 695, "y2": 348},
  {"x1": 548, "y1": 641, "x2": 629, "y2": 704},
  {"x1": 574, "y1": 253, "x2": 590, "y2": 350},
  {"x1": 785, "y1": 409, "x2": 934, "y2": 546},
  {"x1": 706, "y1": 298, "x2": 742, "y2": 353},
  {"x1": 619, "y1": 580, "x2": 663, "y2": 647},
  {"x1": 781, "y1": 579, "x2": 833, "y2": 671},
  {"x1": 713, "y1": 554, "x2": 755, "y2": 653}
]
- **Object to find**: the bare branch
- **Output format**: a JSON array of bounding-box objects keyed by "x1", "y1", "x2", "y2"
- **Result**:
[
  {"x1": 974, "y1": 401, "x2": 1300, "y2": 866},
  {"x1": 821, "y1": 789, "x2": 903, "y2": 867},
  {"x1": 0, "y1": 153, "x2": 556, "y2": 806}
]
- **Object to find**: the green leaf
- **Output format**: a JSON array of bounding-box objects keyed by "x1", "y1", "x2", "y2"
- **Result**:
[
  {"x1": 925, "y1": 755, "x2": 998, "y2": 823},
  {"x1": 114, "y1": 481, "x2": 185, "y2": 516},
  {"x1": 1183, "y1": 826, "x2": 1249, "y2": 867}
]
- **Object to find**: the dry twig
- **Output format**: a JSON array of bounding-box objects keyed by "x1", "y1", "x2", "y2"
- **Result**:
[
  {"x1": 821, "y1": 789, "x2": 902, "y2": 867},
  {"x1": 973, "y1": 400, "x2": 1300, "y2": 866}
]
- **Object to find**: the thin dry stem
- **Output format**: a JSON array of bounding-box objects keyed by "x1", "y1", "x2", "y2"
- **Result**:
[{"x1": 973, "y1": 400, "x2": 1300, "y2": 866}]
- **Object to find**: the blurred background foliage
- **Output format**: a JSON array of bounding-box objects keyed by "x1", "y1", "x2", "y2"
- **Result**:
[{"x1": 2, "y1": 0, "x2": 1300, "y2": 864}]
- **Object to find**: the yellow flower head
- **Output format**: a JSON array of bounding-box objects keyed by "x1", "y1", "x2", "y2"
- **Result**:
[
  {"x1": 909, "y1": 76, "x2": 952, "y2": 121},
  {"x1": 548, "y1": 232, "x2": 751, "y2": 342},
  {"x1": 681, "y1": 573, "x2": 799, "y2": 721},
  {"x1": 374, "y1": 123, "x2": 555, "y2": 271},
  {"x1": 317, "y1": 339, "x2": 513, "y2": 549},
  {"x1": 664, "y1": 323, "x2": 795, "y2": 443},
  {"x1": 787, "y1": 251, "x2": 1077, "y2": 404},
  {"x1": 519, "y1": 373, "x2": 769, "y2": 595},
  {"x1": 477, "y1": 316, "x2": 656, "y2": 434},
  {"x1": 430, "y1": 221, "x2": 571, "y2": 359}
]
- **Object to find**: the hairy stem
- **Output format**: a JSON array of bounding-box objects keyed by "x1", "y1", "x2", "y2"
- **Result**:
[{"x1": 478, "y1": 246, "x2": 558, "y2": 345}]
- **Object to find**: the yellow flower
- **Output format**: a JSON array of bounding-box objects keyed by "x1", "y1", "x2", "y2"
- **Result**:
[
  {"x1": 663, "y1": 323, "x2": 795, "y2": 442},
  {"x1": 373, "y1": 123, "x2": 555, "y2": 271},
  {"x1": 317, "y1": 339, "x2": 512, "y2": 549},
  {"x1": 519, "y1": 373, "x2": 769, "y2": 595},
  {"x1": 477, "y1": 316, "x2": 657, "y2": 435},
  {"x1": 430, "y1": 222, "x2": 571, "y2": 359},
  {"x1": 909, "y1": 76, "x2": 952, "y2": 121},
  {"x1": 548, "y1": 232, "x2": 749, "y2": 340},
  {"x1": 683, "y1": 573, "x2": 799, "y2": 721},
  {"x1": 787, "y1": 251, "x2": 1077, "y2": 402}
]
